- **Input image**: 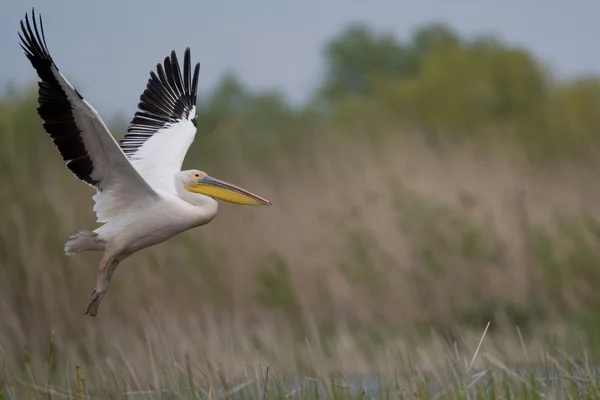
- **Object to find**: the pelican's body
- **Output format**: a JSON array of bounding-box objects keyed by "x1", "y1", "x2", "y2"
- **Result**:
[
  {"x1": 73, "y1": 188, "x2": 217, "y2": 259},
  {"x1": 19, "y1": 10, "x2": 271, "y2": 316}
]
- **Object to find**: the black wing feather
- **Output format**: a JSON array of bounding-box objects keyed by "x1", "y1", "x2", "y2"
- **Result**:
[
  {"x1": 18, "y1": 8, "x2": 98, "y2": 187},
  {"x1": 120, "y1": 48, "x2": 200, "y2": 158}
]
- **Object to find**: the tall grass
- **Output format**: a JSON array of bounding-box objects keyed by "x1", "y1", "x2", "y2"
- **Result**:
[
  {"x1": 4, "y1": 73, "x2": 600, "y2": 396},
  {"x1": 3, "y1": 321, "x2": 600, "y2": 398}
]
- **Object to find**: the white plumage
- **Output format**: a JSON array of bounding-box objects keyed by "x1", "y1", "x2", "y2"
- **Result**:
[{"x1": 19, "y1": 9, "x2": 271, "y2": 316}]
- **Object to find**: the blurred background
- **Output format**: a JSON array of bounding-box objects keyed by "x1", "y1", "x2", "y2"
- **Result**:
[{"x1": 3, "y1": 0, "x2": 600, "y2": 389}]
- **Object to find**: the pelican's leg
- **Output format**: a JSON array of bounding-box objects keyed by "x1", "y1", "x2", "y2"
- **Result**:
[
  {"x1": 85, "y1": 257, "x2": 111, "y2": 317},
  {"x1": 104, "y1": 260, "x2": 119, "y2": 293}
]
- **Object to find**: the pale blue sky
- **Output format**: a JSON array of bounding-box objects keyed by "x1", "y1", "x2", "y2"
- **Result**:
[{"x1": 1, "y1": 0, "x2": 598, "y2": 122}]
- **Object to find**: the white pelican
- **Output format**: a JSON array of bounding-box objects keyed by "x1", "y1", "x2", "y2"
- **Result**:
[{"x1": 18, "y1": 10, "x2": 272, "y2": 317}]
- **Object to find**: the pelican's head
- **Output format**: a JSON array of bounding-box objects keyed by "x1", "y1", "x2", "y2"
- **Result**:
[{"x1": 181, "y1": 170, "x2": 272, "y2": 206}]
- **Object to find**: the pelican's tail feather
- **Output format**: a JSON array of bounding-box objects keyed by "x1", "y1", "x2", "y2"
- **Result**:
[{"x1": 64, "y1": 230, "x2": 103, "y2": 255}]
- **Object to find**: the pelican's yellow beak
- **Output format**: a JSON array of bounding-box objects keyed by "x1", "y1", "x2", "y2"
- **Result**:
[{"x1": 185, "y1": 175, "x2": 272, "y2": 206}]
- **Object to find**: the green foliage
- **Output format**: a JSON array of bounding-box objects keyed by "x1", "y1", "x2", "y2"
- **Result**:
[
  {"x1": 390, "y1": 183, "x2": 542, "y2": 329},
  {"x1": 319, "y1": 22, "x2": 460, "y2": 103},
  {"x1": 392, "y1": 183, "x2": 503, "y2": 273},
  {"x1": 531, "y1": 213, "x2": 600, "y2": 314},
  {"x1": 254, "y1": 252, "x2": 302, "y2": 324},
  {"x1": 178, "y1": 235, "x2": 233, "y2": 310},
  {"x1": 320, "y1": 24, "x2": 407, "y2": 101},
  {"x1": 338, "y1": 228, "x2": 392, "y2": 296},
  {"x1": 318, "y1": 21, "x2": 600, "y2": 162}
]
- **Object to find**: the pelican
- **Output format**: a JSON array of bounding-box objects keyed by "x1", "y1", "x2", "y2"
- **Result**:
[{"x1": 18, "y1": 10, "x2": 271, "y2": 317}]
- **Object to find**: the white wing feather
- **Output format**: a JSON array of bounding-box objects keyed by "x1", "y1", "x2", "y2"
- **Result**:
[
  {"x1": 120, "y1": 49, "x2": 201, "y2": 194},
  {"x1": 19, "y1": 11, "x2": 160, "y2": 223},
  {"x1": 127, "y1": 114, "x2": 197, "y2": 193}
]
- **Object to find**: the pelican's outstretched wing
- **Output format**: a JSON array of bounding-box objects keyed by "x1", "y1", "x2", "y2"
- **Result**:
[
  {"x1": 19, "y1": 9, "x2": 160, "y2": 223},
  {"x1": 120, "y1": 48, "x2": 200, "y2": 193}
]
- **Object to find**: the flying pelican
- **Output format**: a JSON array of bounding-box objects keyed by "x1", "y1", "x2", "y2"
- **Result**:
[{"x1": 18, "y1": 10, "x2": 272, "y2": 317}]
